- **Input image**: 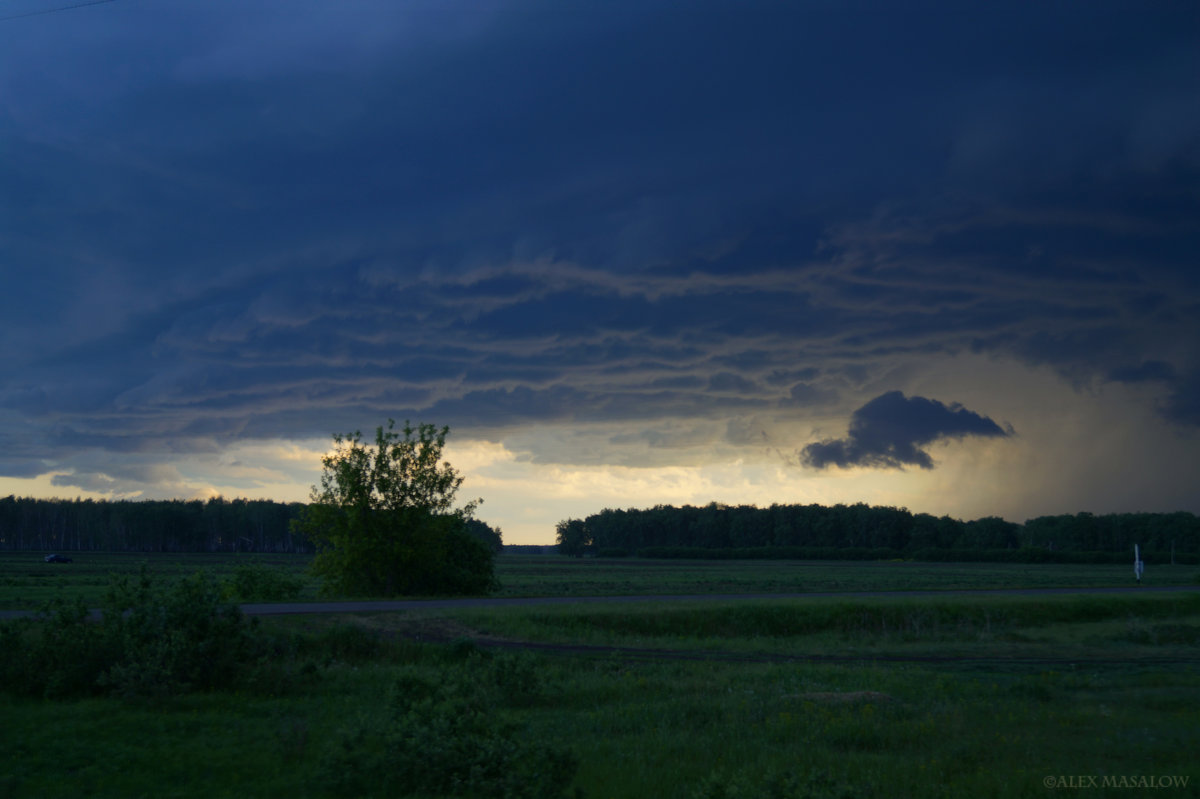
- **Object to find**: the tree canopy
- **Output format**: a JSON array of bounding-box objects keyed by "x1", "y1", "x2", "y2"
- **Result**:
[
  {"x1": 293, "y1": 420, "x2": 496, "y2": 596},
  {"x1": 555, "y1": 503, "x2": 1199, "y2": 562}
]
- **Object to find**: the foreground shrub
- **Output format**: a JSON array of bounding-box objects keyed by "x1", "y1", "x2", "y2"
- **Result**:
[
  {"x1": 483, "y1": 650, "x2": 545, "y2": 706},
  {"x1": 99, "y1": 568, "x2": 253, "y2": 697},
  {"x1": 0, "y1": 596, "x2": 111, "y2": 699},
  {"x1": 319, "y1": 662, "x2": 576, "y2": 798},
  {"x1": 0, "y1": 567, "x2": 258, "y2": 699}
]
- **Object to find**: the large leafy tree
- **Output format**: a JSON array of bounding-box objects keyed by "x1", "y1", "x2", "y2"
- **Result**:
[
  {"x1": 555, "y1": 518, "x2": 591, "y2": 557},
  {"x1": 294, "y1": 420, "x2": 495, "y2": 596}
]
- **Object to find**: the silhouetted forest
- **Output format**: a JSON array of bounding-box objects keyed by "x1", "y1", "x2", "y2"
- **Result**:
[
  {"x1": 0, "y1": 496, "x2": 503, "y2": 554},
  {"x1": 556, "y1": 503, "x2": 1200, "y2": 563},
  {"x1": 4, "y1": 495, "x2": 1194, "y2": 562}
]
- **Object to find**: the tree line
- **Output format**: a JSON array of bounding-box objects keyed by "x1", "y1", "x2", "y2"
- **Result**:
[
  {"x1": 0, "y1": 495, "x2": 503, "y2": 554},
  {"x1": 556, "y1": 503, "x2": 1199, "y2": 563}
]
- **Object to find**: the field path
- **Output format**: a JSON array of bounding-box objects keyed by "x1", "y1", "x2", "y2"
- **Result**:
[
  {"x1": 251, "y1": 585, "x2": 1198, "y2": 669},
  {"x1": 5, "y1": 586, "x2": 1196, "y2": 667}
]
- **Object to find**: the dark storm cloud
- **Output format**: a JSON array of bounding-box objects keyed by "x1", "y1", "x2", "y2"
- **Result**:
[
  {"x1": 1160, "y1": 369, "x2": 1200, "y2": 427},
  {"x1": 1, "y1": 0, "x2": 1198, "y2": 491},
  {"x1": 707, "y1": 373, "x2": 760, "y2": 395},
  {"x1": 1107, "y1": 361, "x2": 1177, "y2": 385},
  {"x1": 786, "y1": 382, "x2": 840, "y2": 407},
  {"x1": 801, "y1": 392, "x2": 1011, "y2": 471}
]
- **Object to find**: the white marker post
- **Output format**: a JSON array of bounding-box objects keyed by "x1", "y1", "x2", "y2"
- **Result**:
[{"x1": 1134, "y1": 544, "x2": 1144, "y2": 584}]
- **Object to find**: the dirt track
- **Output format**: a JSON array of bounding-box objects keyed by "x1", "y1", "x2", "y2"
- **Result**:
[
  {"x1": 358, "y1": 585, "x2": 1198, "y2": 668},
  {"x1": 4, "y1": 586, "x2": 1196, "y2": 667}
]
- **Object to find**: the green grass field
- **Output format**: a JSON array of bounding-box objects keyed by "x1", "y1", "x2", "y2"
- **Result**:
[
  {"x1": 493, "y1": 554, "x2": 1199, "y2": 597},
  {"x1": 2, "y1": 550, "x2": 1195, "y2": 609},
  {"x1": 0, "y1": 551, "x2": 318, "y2": 610},
  {"x1": 1, "y1": 552, "x2": 1197, "y2": 798}
]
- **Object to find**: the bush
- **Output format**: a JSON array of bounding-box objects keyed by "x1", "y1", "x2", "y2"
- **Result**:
[
  {"x1": 484, "y1": 651, "x2": 545, "y2": 706},
  {"x1": 223, "y1": 562, "x2": 306, "y2": 602},
  {"x1": 99, "y1": 568, "x2": 253, "y2": 698},
  {"x1": 0, "y1": 567, "x2": 259, "y2": 699},
  {"x1": 0, "y1": 596, "x2": 111, "y2": 699},
  {"x1": 319, "y1": 662, "x2": 576, "y2": 798}
]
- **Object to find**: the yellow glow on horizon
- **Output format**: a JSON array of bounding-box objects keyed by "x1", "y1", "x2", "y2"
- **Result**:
[
  {"x1": 0, "y1": 473, "x2": 113, "y2": 501},
  {"x1": 438, "y1": 439, "x2": 1008, "y2": 544},
  {"x1": 4, "y1": 354, "x2": 1197, "y2": 545}
]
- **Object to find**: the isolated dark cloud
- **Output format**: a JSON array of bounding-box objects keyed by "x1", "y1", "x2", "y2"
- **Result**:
[
  {"x1": 0, "y1": 0, "x2": 1197, "y2": 499},
  {"x1": 801, "y1": 391, "x2": 1011, "y2": 470}
]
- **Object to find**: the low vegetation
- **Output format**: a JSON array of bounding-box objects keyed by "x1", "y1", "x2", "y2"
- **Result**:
[
  {"x1": 492, "y1": 554, "x2": 1199, "y2": 599},
  {"x1": 224, "y1": 561, "x2": 307, "y2": 602},
  {"x1": 453, "y1": 592, "x2": 1200, "y2": 654},
  {"x1": 318, "y1": 655, "x2": 577, "y2": 799},
  {"x1": 2, "y1": 551, "x2": 1197, "y2": 610},
  {"x1": 1, "y1": 556, "x2": 1197, "y2": 797},
  {"x1": 0, "y1": 567, "x2": 262, "y2": 700}
]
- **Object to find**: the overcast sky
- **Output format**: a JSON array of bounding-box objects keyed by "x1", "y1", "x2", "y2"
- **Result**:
[{"x1": 2, "y1": 1, "x2": 1198, "y2": 543}]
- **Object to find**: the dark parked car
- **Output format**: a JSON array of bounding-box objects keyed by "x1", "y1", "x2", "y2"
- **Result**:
[{"x1": 43, "y1": 554, "x2": 73, "y2": 563}]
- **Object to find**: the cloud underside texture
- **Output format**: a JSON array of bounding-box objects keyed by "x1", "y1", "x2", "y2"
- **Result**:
[
  {"x1": 0, "y1": 1, "x2": 1198, "y2": 491},
  {"x1": 801, "y1": 391, "x2": 1009, "y2": 470}
]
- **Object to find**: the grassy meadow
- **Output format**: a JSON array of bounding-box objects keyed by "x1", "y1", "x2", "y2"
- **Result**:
[
  {"x1": 2, "y1": 550, "x2": 1197, "y2": 609},
  {"x1": 492, "y1": 554, "x2": 1199, "y2": 597},
  {"x1": 1, "y1": 551, "x2": 1197, "y2": 798}
]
